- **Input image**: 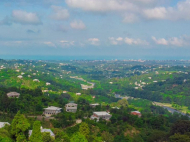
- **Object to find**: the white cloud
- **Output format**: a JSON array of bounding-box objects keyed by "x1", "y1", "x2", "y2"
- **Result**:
[
  {"x1": 143, "y1": 7, "x2": 167, "y2": 19},
  {"x1": 143, "y1": 0, "x2": 190, "y2": 20},
  {"x1": 44, "y1": 42, "x2": 56, "y2": 47},
  {"x1": 50, "y1": 5, "x2": 69, "y2": 20},
  {"x1": 12, "y1": 10, "x2": 41, "y2": 25},
  {"x1": 60, "y1": 40, "x2": 75, "y2": 46},
  {"x1": 123, "y1": 13, "x2": 139, "y2": 23},
  {"x1": 88, "y1": 38, "x2": 100, "y2": 45},
  {"x1": 109, "y1": 37, "x2": 123, "y2": 45},
  {"x1": 152, "y1": 36, "x2": 189, "y2": 47},
  {"x1": 124, "y1": 37, "x2": 149, "y2": 45},
  {"x1": 152, "y1": 36, "x2": 168, "y2": 45},
  {"x1": 70, "y1": 20, "x2": 86, "y2": 30},
  {"x1": 66, "y1": 0, "x2": 138, "y2": 12}
]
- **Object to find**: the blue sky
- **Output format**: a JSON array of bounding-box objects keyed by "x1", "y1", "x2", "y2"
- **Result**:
[{"x1": 0, "y1": 0, "x2": 190, "y2": 59}]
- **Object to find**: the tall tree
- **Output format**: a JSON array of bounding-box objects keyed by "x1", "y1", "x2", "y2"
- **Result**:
[
  {"x1": 42, "y1": 132, "x2": 54, "y2": 142},
  {"x1": 11, "y1": 111, "x2": 30, "y2": 142},
  {"x1": 70, "y1": 132, "x2": 87, "y2": 142},
  {"x1": 79, "y1": 122, "x2": 90, "y2": 139},
  {"x1": 30, "y1": 121, "x2": 43, "y2": 142},
  {"x1": 101, "y1": 131, "x2": 114, "y2": 142}
]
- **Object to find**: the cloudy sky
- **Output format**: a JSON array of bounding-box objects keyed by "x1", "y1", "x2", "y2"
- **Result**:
[{"x1": 1, "y1": 0, "x2": 190, "y2": 59}]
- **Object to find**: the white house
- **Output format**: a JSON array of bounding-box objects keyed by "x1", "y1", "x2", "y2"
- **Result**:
[
  {"x1": 91, "y1": 112, "x2": 112, "y2": 121},
  {"x1": 17, "y1": 75, "x2": 23, "y2": 79},
  {"x1": 0, "y1": 122, "x2": 10, "y2": 128},
  {"x1": 33, "y1": 79, "x2": 40, "y2": 82},
  {"x1": 63, "y1": 91, "x2": 68, "y2": 93},
  {"x1": 76, "y1": 93, "x2": 81, "y2": 96},
  {"x1": 43, "y1": 106, "x2": 62, "y2": 117},
  {"x1": 90, "y1": 103, "x2": 99, "y2": 108},
  {"x1": 7, "y1": 92, "x2": 20, "y2": 98},
  {"x1": 65, "y1": 103, "x2": 78, "y2": 113},
  {"x1": 46, "y1": 82, "x2": 51, "y2": 86},
  {"x1": 29, "y1": 126, "x2": 55, "y2": 138}
]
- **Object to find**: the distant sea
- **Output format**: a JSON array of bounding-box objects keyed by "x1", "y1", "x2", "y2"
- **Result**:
[{"x1": 0, "y1": 55, "x2": 189, "y2": 61}]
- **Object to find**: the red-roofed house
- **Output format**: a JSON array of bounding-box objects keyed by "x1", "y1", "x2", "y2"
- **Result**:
[{"x1": 131, "y1": 111, "x2": 142, "y2": 118}]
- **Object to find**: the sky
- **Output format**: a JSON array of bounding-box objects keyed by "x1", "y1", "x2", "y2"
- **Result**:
[{"x1": 0, "y1": 0, "x2": 190, "y2": 59}]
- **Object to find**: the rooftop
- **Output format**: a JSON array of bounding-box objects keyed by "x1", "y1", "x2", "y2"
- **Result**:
[
  {"x1": 94, "y1": 111, "x2": 111, "y2": 116},
  {"x1": 131, "y1": 111, "x2": 141, "y2": 114},
  {"x1": 44, "y1": 106, "x2": 62, "y2": 110}
]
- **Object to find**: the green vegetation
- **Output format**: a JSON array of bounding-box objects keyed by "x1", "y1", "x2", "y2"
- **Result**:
[{"x1": 0, "y1": 59, "x2": 190, "y2": 141}]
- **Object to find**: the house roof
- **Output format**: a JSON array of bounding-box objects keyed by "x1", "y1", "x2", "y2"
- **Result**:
[
  {"x1": 66, "y1": 107, "x2": 77, "y2": 110},
  {"x1": 94, "y1": 112, "x2": 111, "y2": 116},
  {"x1": 90, "y1": 103, "x2": 99, "y2": 106},
  {"x1": 44, "y1": 106, "x2": 62, "y2": 111},
  {"x1": 131, "y1": 111, "x2": 141, "y2": 114},
  {"x1": 66, "y1": 103, "x2": 77, "y2": 105},
  {"x1": 29, "y1": 129, "x2": 55, "y2": 137},
  {"x1": 7, "y1": 92, "x2": 20, "y2": 96},
  {"x1": 0, "y1": 122, "x2": 10, "y2": 128}
]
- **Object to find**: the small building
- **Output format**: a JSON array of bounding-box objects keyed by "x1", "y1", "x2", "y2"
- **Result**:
[
  {"x1": 33, "y1": 79, "x2": 40, "y2": 82},
  {"x1": 76, "y1": 93, "x2": 81, "y2": 96},
  {"x1": 0, "y1": 122, "x2": 10, "y2": 128},
  {"x1": 43, "y1": 106, "x2": 62, "y2": 117},
  {"x1": 131, "y1": 111, "x2": 142, "y2": 118},
  {"x1": 91, "y1": 112, "x2": 112, "y2": 121},
  {"x1": 17, "y1": 75, "x2": 23, "y2": 79},
  {"x1": 46, "y1": 82, "x2": 51, "y2": 86},
  {"x1": 42, "y1": 90, "x2": 49, "y2": 93},
  {"x1": 90, "y1": 103, "x2": 99, "y2": 108},
  {"x1": 7, "y1": 92, "x2": 20, "y2": 98},
  {"x1": 21, "y1": 72, "x2": 25, "y2": 75},
  {"x1": 29, "y1": 126, "x2": 55, "y2": 138},
  {"x1": 65, "y1": 103, "x2": 77, "y2": 113},
  {"x1": 63, "y1": 91, "x2": 68, "y2": 93}
]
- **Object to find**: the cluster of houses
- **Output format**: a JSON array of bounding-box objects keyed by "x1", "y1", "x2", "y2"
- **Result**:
[
  {"x1": 43, "y1": 103, "x2": 142, "y2": 122},
  {"x1": 81, "y1": 83, "x2": 94, "y2": 90}
]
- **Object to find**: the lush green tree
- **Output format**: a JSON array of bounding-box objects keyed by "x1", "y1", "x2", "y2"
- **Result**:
[
  {"x1": 0, "y1": 136, "x2": 13, "y2": 142},
  {"x1": 55, "y1": 131, "x2": 70, "y2": 142},
  {"x1": 170, "y1": 120, "x2": 190, "y2": 135},
  {"x1": 70, "y1": 132, "x2": 87, "y2": 142},
  {"x1": 117, "y1": 99, "x2": 128, "y2": 108},
  {"x1": 30, "y1": 121, "x2": 42, "y2": 142},
  {"x1": 169, "y1": 133, "x2": 190, "y2": 142},
  {"x1": 0, "y1": 128, "x2": 11, "y2": 138},
  {"x1": 42, "y1": 132, "x2": 54, "y2": 142},
  {"x1": 79, "y1": 122, "x2": 90, "y2": 139},
  {"x1": 101, "y1": 131, "x2": 114, "y2": 142},
  {"x1": 11, "y1": 111, "x2": 30, "y2": 141}
]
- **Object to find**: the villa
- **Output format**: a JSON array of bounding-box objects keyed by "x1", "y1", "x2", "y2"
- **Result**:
[
  {"x1": 29, "y1": 126, "x2": 55, "y2": 138},
  {"x1": 43, "y1": 106, "x2": 62, "y2": 117},
  {"x1": 17, "y1": 75, "x2": 23, "y2": 79},
  {"x1": 91, "y1": 111, "x2": 112, "y2": 121},
  {"x1": 33, "y1": 79, "x2": 40, "y2": 82},
  {"x1": 65, "y1": 103, "x2": 78, "y2": 113},
  {"x1": 131, "y1": 111, "x2": 142, "y2": 118},
  {"x1": 76, "y1": 93, "x2": 81, "y2": 96},
  {"x1": 7, "y1": 92, "x2": 20, "y2": 98},
  {"x1": 90, "y1": 103, "x2": 100, "y2": 108},
  {"x1": 46, "y1": 82, "x2": 51, "y2": 86},
  {"x1": 0, "y1": 122, "x2": 10, "y2": 128}
]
